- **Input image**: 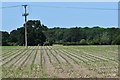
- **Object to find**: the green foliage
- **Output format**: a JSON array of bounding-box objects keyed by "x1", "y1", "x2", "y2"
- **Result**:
[
  {"x1": 43, "y1": 41, "x2": 53, "y2": 46},
  {"x1": 1, "y1": 21, "x2": 120, "y2": 46},
  {"x1": 3, "y1": 20, "x2": 47, "y2": 46},
  {"x1": 2, "y1": 31, "x2": 10, "y2": 46},
  {"x1": 112, "y1": 35, "x2": 120, "y2": 45},
  {"x1": 80, "y1": 39, "x2": 88, "y2": 45},
  {"x1": 62, "y1": 42, "x2": 80, "y2": 45}
]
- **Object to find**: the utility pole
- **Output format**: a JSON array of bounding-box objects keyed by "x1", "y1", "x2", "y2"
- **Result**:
[{"x1": 22, "y1": 5, "x2": 29, "y2": 48}]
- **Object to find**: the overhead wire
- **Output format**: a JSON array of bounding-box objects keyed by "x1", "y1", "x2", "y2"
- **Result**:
[
  {"x1": 30, "y1": 5, "x2": 119, "y2": 11},
  {"x1": 1, "y1": 5, "x2": 22, "y2": 8},
  {"x1": 0, "y1": 5, "x2": 119, "y2": 11}
]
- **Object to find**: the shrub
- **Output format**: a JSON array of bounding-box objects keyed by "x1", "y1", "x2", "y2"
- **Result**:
[{"x1": 80, "y1": 39, "x2": 88, "y2": 45}]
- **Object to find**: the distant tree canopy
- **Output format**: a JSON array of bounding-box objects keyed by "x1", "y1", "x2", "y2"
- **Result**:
[
  {"x1": 44, "y1": 27, "x2": 120, "y2": 45},
  {"x1": 1, "y1": 20, "x2": 120, "y2": 46}
]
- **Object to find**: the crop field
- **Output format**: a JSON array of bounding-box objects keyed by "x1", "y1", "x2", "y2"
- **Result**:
[{"x1": 1, "y1": 45, "x2": 119, "y2": 78}]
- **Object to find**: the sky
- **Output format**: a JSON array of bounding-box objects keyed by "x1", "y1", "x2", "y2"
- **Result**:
[{"x1": 1, "y1": 2, "x2": 118, "y2": 32}]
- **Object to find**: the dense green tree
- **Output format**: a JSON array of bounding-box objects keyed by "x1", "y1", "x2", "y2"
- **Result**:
[
  {"x1": 7, "y1": 20, "x2": 47, "y2": 46},
  {"x1": 1, "y1": 20, "x2": 120, "y2": 46},
  {"x1": 2, "y1": 31, "x2": 10, "y2": 46}
]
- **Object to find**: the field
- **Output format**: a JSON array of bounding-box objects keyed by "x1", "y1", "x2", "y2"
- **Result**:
[{"x1": 1, "y1": 45, "x2": 119, "y2": 78}]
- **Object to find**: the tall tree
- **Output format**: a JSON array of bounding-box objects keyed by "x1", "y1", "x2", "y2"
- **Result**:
[{"x1": 2, "y1": 31, "x2": 10, "y2": 46}]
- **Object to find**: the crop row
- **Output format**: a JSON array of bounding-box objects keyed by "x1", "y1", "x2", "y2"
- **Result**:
[{"x1": 2, "y1": 45, "x2": 118, "y2": 78}]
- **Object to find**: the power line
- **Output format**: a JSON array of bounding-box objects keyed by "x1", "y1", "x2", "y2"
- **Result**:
[
  {"x1": 1, "y1": 5, "x2": 119, "y2": 10},
  {"x1": 30, "y1": 5, "x2": 119, "y2": 10},
  {"x1": 1, "y1": 5, "x2": 22, "y2": 8}
]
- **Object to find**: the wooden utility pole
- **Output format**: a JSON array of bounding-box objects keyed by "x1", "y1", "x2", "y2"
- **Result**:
[{"x1": 22, "y1": 5, "x2": 29, "y2": 48}]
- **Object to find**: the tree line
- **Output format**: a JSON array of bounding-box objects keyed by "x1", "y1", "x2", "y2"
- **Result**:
[{"x1": 1, "y1": 20, "x2": 120, "y2": 46}]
